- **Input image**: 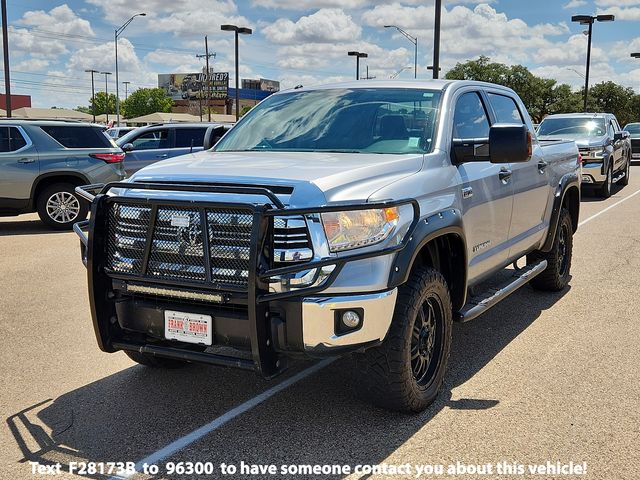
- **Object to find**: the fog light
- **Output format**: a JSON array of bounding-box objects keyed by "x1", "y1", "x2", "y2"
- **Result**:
[{"x1": 342, "y1": 310, "x2": 361, "y2": 328}]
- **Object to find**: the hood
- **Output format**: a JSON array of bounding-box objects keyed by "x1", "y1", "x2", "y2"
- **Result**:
[
  {"x1": 129, "y1": 151, "x2": 423, "y2": 207},
  {"x1": 538, "y1": 134, "x2": 606, "y2": 149}
]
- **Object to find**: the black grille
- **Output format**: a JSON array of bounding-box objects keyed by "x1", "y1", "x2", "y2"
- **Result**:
[
  {"x1": 631, "y1": 139, "x2": 640, "y2": 155},
  {"x1": 273, "y1": 216, "x2": 313, "y2": 265},
  {"x1": 106, "y1": 202, "x2": 253, "y2": 290}
]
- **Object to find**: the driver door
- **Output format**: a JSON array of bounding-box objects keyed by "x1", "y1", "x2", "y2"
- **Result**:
[{"x1": 453, "y1": 91, "x2": 514, "y2": 285}]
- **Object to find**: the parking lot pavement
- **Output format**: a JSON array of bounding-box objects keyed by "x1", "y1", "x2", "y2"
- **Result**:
[{"x1": 1, "y1": 173, "x2": 639, "y2": 480}]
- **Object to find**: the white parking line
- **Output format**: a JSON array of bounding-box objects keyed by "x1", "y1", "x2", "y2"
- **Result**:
[
  {"x1": 579, "y1": 187, "x2": 640, "y2": 227},
  {"x1": 112, "y1": 185, "x2": 640, "y2": 479},
  {"x1": 110, "y1": 358, "x2": 335, "y2": 479}
]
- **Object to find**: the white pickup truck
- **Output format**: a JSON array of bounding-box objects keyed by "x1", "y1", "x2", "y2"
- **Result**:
[{"x1": 75, "y1": 80, "x2": 580, "y2": 412}]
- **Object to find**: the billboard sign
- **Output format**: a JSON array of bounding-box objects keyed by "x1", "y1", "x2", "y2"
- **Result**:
[
  {"x1": 260, "y1": 78, "x2": 280, "y2": 92},
  {"x1": 159, "y1": 71, "x2": 229, "y2": 100}
]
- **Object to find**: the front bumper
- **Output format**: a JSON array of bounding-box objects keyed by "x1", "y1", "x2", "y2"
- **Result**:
[
  {"x1": 302, "y1": 289, "x2": 397, "y2": 354},
  {"x1": 74, "y1": 181, "x2": 416, "y2": 377},
  {"x1": 581, "y1": 162, "x2": 605, "y2": 184}
]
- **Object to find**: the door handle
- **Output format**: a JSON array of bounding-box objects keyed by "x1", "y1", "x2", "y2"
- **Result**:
[
  {"x1": 537, "y1": 160, "x2": 548, "y2": 173},
  {"x1": 156, "y1": 154, "x2": 168, "y2": 159},
  {"x1": 18, "y1": 157, "x2": 35, "y2": 164},
  {"x1": 499, "y1": 168, "x2": 512, "y2": 184}
]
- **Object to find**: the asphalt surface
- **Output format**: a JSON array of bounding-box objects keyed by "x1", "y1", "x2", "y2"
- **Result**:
[{"x1": 1, "y1": 173, "x2": 639, "y2": 480}]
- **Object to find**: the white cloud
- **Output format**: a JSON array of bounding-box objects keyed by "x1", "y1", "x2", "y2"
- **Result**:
[
  {"x1": 563, "y1": 0, "x2": 588, "y2": 9},
  {"x1": 67, "y1": 38, "x2": 142, "y2": 76},
  {"x1": 263, "y1": 9, "x2": 361, "y2": 45},
  {"x1": 13, "y1": 58, "x2": 50, "y2": 72},
  {"x1": 595, "y1": 0, "x2": 640, "y2": 6},
  {"x1": 596, "y1": 6, "x2": 640, "y2": 20},
  {"x1": 18, "y1": 4, "x2": 94, "y2": 37}
]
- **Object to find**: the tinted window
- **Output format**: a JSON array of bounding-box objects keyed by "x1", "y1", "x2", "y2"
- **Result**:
[
  {"x1": 175, "y1": 128, "x2": 207, "y2": 148},
  {"x1": 452, "y1": 92, "x2": 490, "y2": 139},
  {"x1": 538, "y1": 117, "x2": 606, "y2": 138},
  {"x1": 215, "y1": 88, "x2": 442, "y2": 155},
  {"x1": 40, "y1": 125, "x2": 113, "y2": 148},
  {"x1": 0, "y1": 127, "x2": 27, "y2": 152},
  {"x1": 131, "y1": 129, "x2": 170, "y2": 150},
  {"x1": 488, "y1": 93, "x2": 523, "y2": 124}
]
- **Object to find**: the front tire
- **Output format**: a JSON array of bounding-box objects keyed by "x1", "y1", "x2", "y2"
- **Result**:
[
  {"x1": 619, "y1": 155, "x2": 630, "y2": 187},
  {"x1": 527, "y1": 208, "x2": 573, "y2": 292},
  {"x1": 355, "y1": 267, "x2": 452, "y2": 413},
  {"x1": 36, "y1": 183, "x2": 88, "y2": 230},
  {"x1": 599, "y1": 164, "x2": 612, "y2": 198}
]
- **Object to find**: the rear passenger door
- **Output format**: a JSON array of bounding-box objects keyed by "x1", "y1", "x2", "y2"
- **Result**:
[
  {"x1": 123, "y1": 128, "x2": 171, "y2": 174},
  {"x1": 0, "y1": 126, "x2": 39, "y2": 203},
  {"x1": 453, "y1": 91, "x2": 514, "y2": 283},
  {"x1": 172, "y1": 127, "x2": 208, "y2": 158},
  {"x1": 609, "y1": 118, "x2": 624, "y2": 172},
  {"x1": 486, "y1": 91, "x2": 548, "y2": 259}
]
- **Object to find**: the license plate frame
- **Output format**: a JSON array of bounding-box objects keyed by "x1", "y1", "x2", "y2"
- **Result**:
[{"x1": 164, "y1": 310, "x2": 213, "y2": 346}]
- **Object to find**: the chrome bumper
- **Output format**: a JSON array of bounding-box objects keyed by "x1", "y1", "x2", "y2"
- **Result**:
[
  {"x1": 581, "y1": 162, "x2": 605, "y2": 184},
  {"x1": 302, "y1": 289, "x2": 397, "y2": 353}
]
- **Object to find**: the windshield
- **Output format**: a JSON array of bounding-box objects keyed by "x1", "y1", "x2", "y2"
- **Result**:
[
  {"x1": 538, "y1": 117, "x2": 606, "y2": 139},
  {"x1": 623, "y1": 123, "x2": 640, "y2": 137},
  {"x1": 214, "y1": 88, "x2": 442, "y2": 155}
]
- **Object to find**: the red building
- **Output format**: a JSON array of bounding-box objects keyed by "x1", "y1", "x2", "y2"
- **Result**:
[{"x1": 0, "y1": 93, "x2": 32, "y2": 110}]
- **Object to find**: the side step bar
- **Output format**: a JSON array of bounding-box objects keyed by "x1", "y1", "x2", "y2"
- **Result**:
[{"x1": 455, "y1": 260, "x2": 548, "y2": 323}]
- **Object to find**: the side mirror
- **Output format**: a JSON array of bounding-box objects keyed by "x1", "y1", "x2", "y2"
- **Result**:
[
  {"x1": 203, "y1": 125, "x2": 227, "y2": 150},
  {"x1": 489, "y1": 124, "x2": 531, "y2": 164},
  {"x1": 614, "y1": 131, "x2": 628, "y2": 141},
  {"x1": 122, "y1": 143, "x2": 134, "y2": 153}
]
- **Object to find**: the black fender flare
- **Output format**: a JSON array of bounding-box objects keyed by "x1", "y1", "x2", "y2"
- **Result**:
[
  {"x1": 540, "y1": 172, "x2": 580, "y2": 252},
  {"x1": 388, "y1": 209, "x2": 468, "y2": 308}
]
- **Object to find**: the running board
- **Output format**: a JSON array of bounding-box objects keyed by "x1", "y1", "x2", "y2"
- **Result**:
[
  {"x1": 455, "y1": 260, "x2": 548, "y2": 323},
  {"x1": 612, "y1": 171, "x2": 626, "y2": 184}
]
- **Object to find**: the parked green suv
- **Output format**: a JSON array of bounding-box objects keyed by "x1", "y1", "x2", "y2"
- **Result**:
[{"x1": 0, "y1": 119, "x2": 125, "y2": 229}]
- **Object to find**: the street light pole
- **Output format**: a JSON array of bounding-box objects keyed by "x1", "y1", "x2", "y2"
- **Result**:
[
  {"x1": 347, "y1": 51, "x2": 368, "y2": 80},
  {"x1": 571, "y1": 14, "x2": 614, "y2": 112},
  {"x1": 85, "y1": 69, "x2": 99, "y2": 123},
  {"x1": 1, "y1": 0, "x2": 12, "y2": 117},
  {"x1": 221, "y1": 24, "x2": 252, "y2": 121},
  {"x1": 115, "y1": 13, "x2": 146, "y2": 127},
  {"x1": 433, "y1": 0, "x2": 442, "y2": 79},
  {"x1": 100, "y1": 71, "x2": 112, "y2": 123},
  {"x1": 123, "y1": 81, "x2": 130, "y2": 100},
  {"x1": 384, "y1": 25, "x2": 417, "y2": 79},
  {"x1": 632, "y1": 53, "x2": 640, "y2": 93}
]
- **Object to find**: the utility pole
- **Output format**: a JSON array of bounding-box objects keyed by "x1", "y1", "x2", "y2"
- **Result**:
[
  {"x1": 100, "y1": 71, "x2": 112, "y2": 123},
  {"x1": 85, "y1": 69, "x2": 99, "y2": 123},
  {"x1": 196, "y1": 36, "x2": 216, "y2": 122},
  {"x1": 123, "y1": 81, "x2": 130, "y2": 100},
  {"x1": 2, "y1": 0, "x2": 12, "y2": 117}
]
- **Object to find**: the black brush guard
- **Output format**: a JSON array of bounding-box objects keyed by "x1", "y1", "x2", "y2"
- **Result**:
[{"x1": 74, "y1": 181, "x2": 419, "y2": 377}]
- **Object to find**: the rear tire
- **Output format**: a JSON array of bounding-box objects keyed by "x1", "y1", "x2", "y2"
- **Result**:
[
  {"x1": 355, "y1": 267, "x2": 452, "y2": 413},
  {"x1": 527, "y1": 208, "x2": 573, "y2": 292},
  {"x1": 36, "y1": 182, "x2": 88, "y2": 230},
  {"x1": 125, "y1": 350, "x2": 189, "y2": 368}
]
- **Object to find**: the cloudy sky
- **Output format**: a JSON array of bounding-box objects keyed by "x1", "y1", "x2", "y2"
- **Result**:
[{"x1": 2, "y1": 0, "x2": 640, "y2": 108}]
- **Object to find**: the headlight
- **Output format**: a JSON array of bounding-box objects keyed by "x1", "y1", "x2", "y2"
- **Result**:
[
  {"x1": 588, "y1": 147, "x2": 605, "y2": 158},
  {"x1": 321, "y1": 207, "x2": 399, "y2": 252}
]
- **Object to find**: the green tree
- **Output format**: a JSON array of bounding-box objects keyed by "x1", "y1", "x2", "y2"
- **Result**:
[
  {"x1": 587, "y1": 81, "x2": 636, "y2": 125},
  {"x1": 74, "y1": 105, "x2": 92, "y2": 114},
  {"x1": 90, "y1": 91, "x2": 117, "y2": 115},
  {"x1": 122, "y1": 88, "x2": 173, "y2": 119}
]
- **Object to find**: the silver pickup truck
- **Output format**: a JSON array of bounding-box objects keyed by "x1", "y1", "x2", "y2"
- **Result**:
[{"x1": 75, "y1": 80, "x2": 580, "y2": 412}]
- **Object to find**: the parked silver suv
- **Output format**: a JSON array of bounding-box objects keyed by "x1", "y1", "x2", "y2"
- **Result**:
[{"x1": 0, "y1": 119, "x2": 125, "y2": 229}]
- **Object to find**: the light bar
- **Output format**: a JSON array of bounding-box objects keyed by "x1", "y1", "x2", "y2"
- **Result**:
[{"x1": 126, "y1": 283, "x2": 226, "y2": 303}]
